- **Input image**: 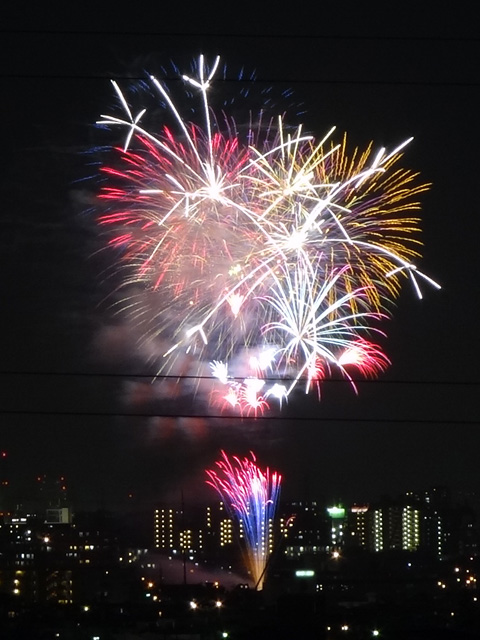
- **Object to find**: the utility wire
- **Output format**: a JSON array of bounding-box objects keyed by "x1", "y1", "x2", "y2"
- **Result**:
[
  {"x1": 0, "y1": 370, "x2": 478, "y2": 386},
  {"x1": 2, "y1": 73, "x2": 479, "y2": 88},
  {"x1": 0, "y1": 408, "x2": 478, "y2": 425},
  {"x1": 2, "y1": 28, "x2": 480, "y2": 43}
]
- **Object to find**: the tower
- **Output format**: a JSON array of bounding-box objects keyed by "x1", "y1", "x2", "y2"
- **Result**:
[{"x1": 0, "y1": 451, "x2": 10, "y2": 513}]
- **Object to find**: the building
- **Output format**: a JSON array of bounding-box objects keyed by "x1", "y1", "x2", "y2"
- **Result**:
[
  {"x1": 327, "y1": 505, "x2": 346, "y2": 550},
  {"x1": 281, "y1": 501, "x2": 328, "y2": 559},
  {"x1": 367, "y1": 501, "x2": 421, "y2": 552},
  {"x1": 154, "y1": 503, "x2": 220, "y2": 560},
  {"x1": 154, "y1": 507, "x2": 176, "y2": 551},
  {"x1": 347, "y1": 505, "x2": 369, "y2": 549},
  {"x1": 401, "y1": 504, "x2": 421, "y2": 551}
]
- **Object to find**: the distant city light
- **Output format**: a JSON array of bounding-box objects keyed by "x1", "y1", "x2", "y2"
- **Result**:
[
  {"x1": 327, "y1": 506, "x2": 346, "y2": 519},
  {"x1": 295, "y1": 569, "x2": 315, "y2": 578},
  {"x1": 351, "y1": 505, "x2": 369, "y2": 513}
]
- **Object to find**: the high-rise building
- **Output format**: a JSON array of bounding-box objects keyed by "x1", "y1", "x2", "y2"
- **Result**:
[
  {"x1": 281, "y1": 501, "x2": 328, "y2": 558},
  {"x1": 154, "y1": 507, "x2": 176, "y2": 551},
  {"x1": 0, "y1": 451, "x2": 11, "y2": 513},
  {"x1": 220, "y1": 515, "x2": 234, "y2": 547},
  {"x1": 154, "y1": 503, "x2": 220, "y2": 559},
  {"x1": 370, "y1": 508, "x2": 384, "y2": 552},
  {"x1": 348, "y1": 505, "x2": 369, "y2": 549},
  {"x1": 401, "y1": 505, "x2": 420, "y2": 551},
  {"x1": 36, "y1": 474, "x2": 69, "y2": 509},
  {"x1": 367, "y1": 501, "x2": 421, "y2": 552},
  {"x1": 203, "y1": 501, "x2": 236, "y2": 557},
  {"x1": 327, "y1": 505, "x2": 346, "y2": 550},
  {"x1": 422, "y1": 508, "x2": 445, "y2": 557}
]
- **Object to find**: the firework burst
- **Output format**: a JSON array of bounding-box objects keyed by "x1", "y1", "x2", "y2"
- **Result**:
[
  {"x1": 97, "y1": 55, "x2": 440, "y2": 412},
  {"x1": 206, "y1": 450, "x2": 281, "y2": 589}
]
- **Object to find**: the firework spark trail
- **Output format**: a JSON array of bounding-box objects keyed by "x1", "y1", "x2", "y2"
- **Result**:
[
  {"x1": 97, "y1": 55, "x2": 440, "y2": 412},
  {"x1": 205, "y1": 450, "x2": 281, "y2": 589}
]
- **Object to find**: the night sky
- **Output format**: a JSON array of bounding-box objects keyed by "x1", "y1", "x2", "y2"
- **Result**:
[{"x1": 2, "y1": 4, "x2": 479, "y2": 512}]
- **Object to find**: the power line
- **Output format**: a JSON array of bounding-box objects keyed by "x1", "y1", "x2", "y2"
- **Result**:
[
  {"x1": 2, "y1": 28, "x2": 480, "y2": 43},
  {"x1": 0, "y1": 408, "x2": 477, "y2": 425},
  {"x1": 0, "y1": 370, "x2": 478, "y2": 386},
  {"x1": 2, "y1": 73, "x2": 479, "y2": 89}
]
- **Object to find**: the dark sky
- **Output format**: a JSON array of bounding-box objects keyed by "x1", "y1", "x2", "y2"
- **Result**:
[{"x1": 2, "y1": 4, "x2": 479, "y2": 512}]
